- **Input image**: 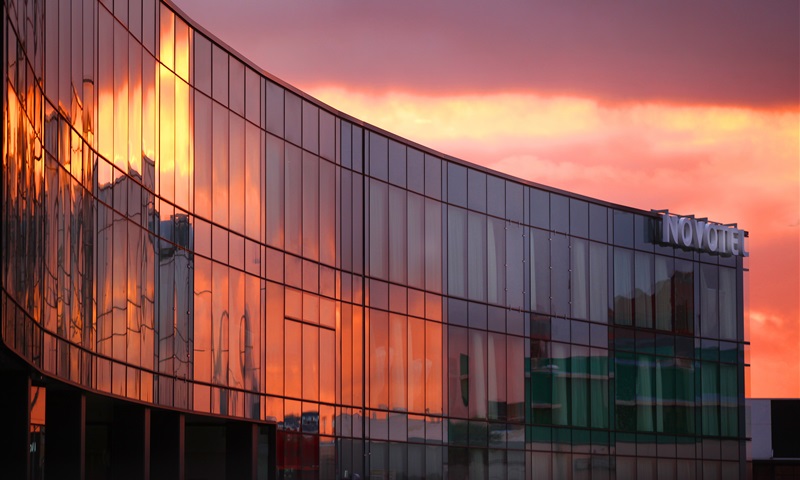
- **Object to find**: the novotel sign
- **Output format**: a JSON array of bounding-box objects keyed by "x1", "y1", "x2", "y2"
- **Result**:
[{"x1": 658, "y1": 211, "x2": 748, "y2": 257}]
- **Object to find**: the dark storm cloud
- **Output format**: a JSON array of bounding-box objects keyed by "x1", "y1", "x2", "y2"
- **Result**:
[{"x1": 174, "y1": 0, "x2": 799, "y2": 107}]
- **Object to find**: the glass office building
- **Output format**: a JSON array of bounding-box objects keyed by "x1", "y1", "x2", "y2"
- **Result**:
[{"x1": 1, "y1": 0, "x2": 748, "y2": 478}]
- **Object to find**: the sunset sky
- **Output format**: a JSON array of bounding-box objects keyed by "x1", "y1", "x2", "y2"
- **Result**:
[{"x1": 174, "y1": 0, "x2": 800, "y2": 398}]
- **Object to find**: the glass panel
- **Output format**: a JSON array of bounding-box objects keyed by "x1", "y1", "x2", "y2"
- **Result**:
[
  {"x1": 389, "y1": 314, "x2": 407, "y2": 411},
  {"x1": 447, "y1": 163, "x2": 467, "y2": 207},
  {"x1": 302, "y1": 152, "x2": 319, "y2": 261},
  {"x1": 589, "y1": 204, "x2": 607, "y2": 242},
  {"x1": 245, "y1": 67, "x2": 260, "y2": 125},
  {"x1": 571, "y1": 238, "x2": 589, "y2": 320},
  {"x1": 655, "y1": 256, "x2": 674, "y2": 330},
  {"x1": 266, "y1": 282, "x2": 284, "y2": 395},
  {"x1": 550, "y1": 194, "x2": 569, "y2": 233},
  {"x1": 506, "y1": 223, "x2": 524, "y2": 309},
  {"x1": 488, "y1": 333, "x2": 506, "y2": 420},
  {"x1": 369, "y1": 180, "x2": 389, "y2": 280},
  {"x1": 487, "y1": 218, "x2": 506, "y2": 305},
  {"x1": 284, "y1": 144, "x2": 301, "y2": 255},
  {"x1": 447, "y1": 206, "x2": 468, "y2": 298},
  {"x1": 448, "y1": 326, "x2": 469, "y2": 419},
  {"x1": 229, "y1": 114, "x2": 245, "y2": 233},
  {"x1": 635, "y1": 252, "x2": 654, "y2": 328},
  {"x1": 266, "y1": 134, "x2": 284, "y2": 248},
  {"x1": 467, "y1": 212, "x2": 487, "y2": 302},
  {"x1": 507, "y1": 336, "x2": 525, "y2": 423},
  {"x1": 319, "y1": 159, "x2": 336, "y2": 266},
  {"x1": 674, "y1": 259, "x2": 694, "y2": 334},
  {"x1": 589, "y1": 242, "x2": 608, "y2": 323},
  {"x1": 302, "y1": 100, "x2": 319, "y2": 154},
  {"x1": 389, "y1": 186, "x2": 407, "y2": 284},
  {"x1": 407, "y1": 148, "x2": 424, "y2": 194},
  {"x1": 194, "y1": 93, "x2": 212, "y2": 220},
  {"x1": 530, "y1": 228, "x2": 550, "y2": 314},
  {"x1": 389, "y1": 140, "x2": 406, "y2": 187},
  {"x1": 319, "y1": 111, "x2": 335, "y2": 161},
  {"x1": 211, "y1": 45, "x2": 227, "y2": 105},
  {"x1": 614, "y1": 248, "x2": 634, "y2": 325},
  {"x1": 370, "y1": 310, "x2": 389, "y2": 409},
  {"x1": 719, "y1": 267, "x2": 737, "y2": 340},
  {"x1": 229, "y1": 57, "x2": 245, "y2": 116},
  {"x1": 303, "y1": 324, "x2": 319, "y2": 401},
  {"x1": 701, "y1": 362, "x2": 720, "y2": 436},
  {"x1": 212, "y1": 103, "x2": 229, "y2": 226},
  {"x1": 550, "y1": 234, "x2": 569, "y2": 316},
  {"x1": 265, "y1": 81, "x2": 284, "y2": 137},
  {"x1": 424, "y1": 155, "x2": 441, "y2": 200},
  {"x1": 244, "y1": 123, "x2": 262, "y2": 241},
  {"x1": 636, "y1": 354, "x2": 655, "y2": 432},
  {"x1": 467, "y1": 170, "x2": 487, "y2": 213},
  {"x1": 701, "y1": 264, "x2": 720, "y2": 338},
  {"x1": 408, "y1": 317, "x2": 426, "y2": 413},
  {"x1": 285, "y1": 320, "x2": 302, "y2": 398},
  {"x1": 369, "y1": 132, "x2": 388, "y2": 181},
  {"x1": 505, "y1": 181, "x2": 523, "y2": 223},
  {"x1": 426, "y1": 321, "x2": 443, "y2": 415},
  {"x1": 284, "y1": 92, "x2": 301, "y2": 146},
  {"x1": 487, "y1": 176, "x2": 505, "y2": 218},
  {"x1": 407, "y1": 192, "x2": 425, "y2": 289},
  {"x1": 614, "y1": 210, "x2": 634, "y2": 248}
]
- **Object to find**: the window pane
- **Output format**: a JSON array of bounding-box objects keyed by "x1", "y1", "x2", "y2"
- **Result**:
[
  {"x1": 303, "y1": 324, "x2": 319, "y2": 401},
  {"x1": 369, "y1": 180, "x2": 389, "y2": 280},
  {"x1": 389, "y1": 186, "x2": 407, "y2": 284},
  {"x1": 285, "y1": 320, "x2": 301, "y2": 398},
  {"x1": 635, "y1": 252, "x2": 654, "y2": 328},
  {"x1": 589, "y1": 242, "x2": 608, "y2": 323},
  {"x1": 614, "y1": 249, "x2": 634, "y2": 325},
  {"x1": 448, "y1": 207, "x2": 468, "y2": 298},
  {"x1": 531, "y1": 228, "x2": 550, "y2": 314},
  {"x1": 674, "y1": 259, "x2": 695, "y2": 334},
  {"x1": 571, "y1": 238, "x2": 589, "y2": 320},
  {"x1": 467, "y1": 212, "x2": 487, "y2": 302},
  {"x1": 425, "y1": 200, "x2": 442, "y2": 293},
  {"x1": 407, "y1": 193, "x2": 424, "y2": 289},
  {"x1": 655, "y1": 256, "x2": 674, "y2": 330},
  {"x1": 426, "y1": 321, "x2": 443, "y2": 415},
  {"x1": 719, "y1": 267, "x2": 737, "y2": 340},
  {"x1": 408, "y1": 317, "x2": 425, "y2": 413},
  {"x1": 302, "y1": 152, "x2": 319, "y2": 261},
  {"x1": 284, "y1": 144, "x2": 302, "y2": 254},
  {"x1": 389, "y1": 314, "x2": 407, "y2": 411},
  {"x1": 370, "y1": 310, "x2": 389, "y2": 409},
  {"x1": 488, "y1": 218, "x2": 506, "y2": 305}
]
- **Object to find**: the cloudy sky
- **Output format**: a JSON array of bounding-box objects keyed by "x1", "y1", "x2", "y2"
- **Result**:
[{"x1": 174, "y1": 0, "x2": 800, "y2": 397}]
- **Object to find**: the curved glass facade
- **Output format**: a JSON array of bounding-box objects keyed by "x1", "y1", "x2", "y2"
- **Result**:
[{"x1": 2, "y1": 0, "x2": 747, "y2": 478}]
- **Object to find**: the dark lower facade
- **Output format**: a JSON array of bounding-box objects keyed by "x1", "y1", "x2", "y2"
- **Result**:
[{"x1": 2, "y1": 0, "x2": 748, "y2": 478}]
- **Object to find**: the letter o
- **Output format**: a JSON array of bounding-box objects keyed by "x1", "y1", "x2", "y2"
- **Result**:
[
  {"x1": 679, "y1": 217, "x2": 693, "y2": 247},
  {"x1": 707, "y1": 226, "x2": 718, "y2": 252}
]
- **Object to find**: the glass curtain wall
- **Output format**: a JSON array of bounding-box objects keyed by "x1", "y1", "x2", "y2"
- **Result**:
[{"x1": 2, "y1": 0, "x2": 747, "y2": 478}]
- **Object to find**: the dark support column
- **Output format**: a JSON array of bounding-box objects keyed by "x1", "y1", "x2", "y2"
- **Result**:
[
  {"x1": 151, "y1": 410, "x2": 185, "y2": 480},
  {"x1": 111, "y1": 402, "x2": 150, "y2": 480},
  {"x1": 45, "y1": 388, "x2": 86, "y2": 480},
  {"x1": 0, "y1": 370, "x2": 30, "y2": 480},
  {"x1": 226, "y1": 421, "x2": 257, "y2": 480}
]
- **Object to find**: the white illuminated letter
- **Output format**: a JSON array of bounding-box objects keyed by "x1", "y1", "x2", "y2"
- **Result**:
[
  {"x1": 663, "y1": 215, "x2": 679, "y2": 244},
  {"x1": 693, "y1": 221, "x2": 707, "y2": 250},
  {"x1": 730, "y1": 229, "x2": 740, "y2": 256},
  {"x1": 706, "y1": 225, "x2": 718, "y2": 252},
  {"x1": 679, "y1": 217, "x2": 693, "y2": 247},
  {"x1": 740, "y1": 229, "x2": 749, "y2": 257}
]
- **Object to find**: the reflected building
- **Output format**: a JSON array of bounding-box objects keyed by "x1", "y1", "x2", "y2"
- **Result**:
[{"x1": 2, "y1": 0, "x2": 748, "y2": 479}]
